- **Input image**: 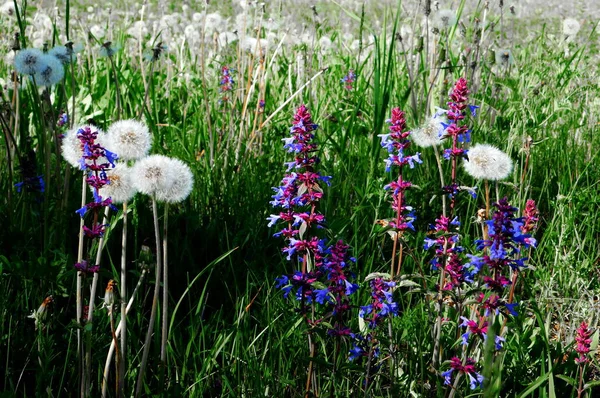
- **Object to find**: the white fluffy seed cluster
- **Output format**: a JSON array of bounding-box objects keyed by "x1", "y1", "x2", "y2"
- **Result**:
[
  {"x1": 131, "y1": 155, "x2": 194, "y2": 203},
  {"x1": 106, "y1": 119, "x2": 152, "y2": 161},
  {"x1": 97, "y1": 164, "x2": 136, "y2": 204},
  {"x1": 432, "y1": 9, "x2": 457, "y2": 30},
  {"x1": 563, "y1": 18, "x2": 581, "y2": 37},
  {"x1": 61, "y1": 125, "x2": 107, "y2": 169},
  {"x1": 411, "y1": 113, "x2": 447, "y2": 148},
  {"x1": 155, "y1": 158, "x2": 194, "y2": 203},
  {"x1": 62, "y1": 119, "x2": 193, "y2": 203},
  {"x1": 463, "y1": 144, "x2": 513, "y2": 181},
  {"x1": 13, "y1": 46, "x2": 74, "y2": 86}
]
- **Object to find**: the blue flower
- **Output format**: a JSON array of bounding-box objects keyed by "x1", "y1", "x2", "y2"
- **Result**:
[
  {"x1": 75, "y1": 206, "x2": 88, "y2": 218},
  {"x1": 266, "y1": 214, "x2": 280, "y2": 227},
  {"x1": 314, "y1": 289, "x2": 332, "y2": 304},
  {"x1": 104, "y1": 149, "x2": 118, "y2": 166},
  {"x1": 441, "y1": 369, "x2": 453, "y2": 385},
  {"x1": 469, "y1": 105, "x2": 480, "y2": 117},
  {"x1": 468, "y1": 372, "x2": 484, "y2": 389}
]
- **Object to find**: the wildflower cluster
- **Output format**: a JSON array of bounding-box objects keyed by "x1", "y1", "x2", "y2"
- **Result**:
[
  {"x1": 75, "y1": 126, "x2": 118, "y2": 242},
  {"x1": 441, "y1": 198, "x2": 538, "y2": 388},
  {"x1": 219, "y1": 65, "x2": 234, "y2": 103},
  {"x1": 270, "y1": 105, "x2": 358, "y2": 333},
  {"x1": 442, "y1": 357, "x2": 484, "y2": 390},
  {"x1": 341, "y1": 69, "x2": 356, "y2": 90},
  {"x1": 440, "y1": 78, "x2": 478, "y2": 199},
  {"x1": 425, "y1": 215, "x2": 473, "y2": 290},
  {"x1": 473, "y1": 198, "x2": 536, "y2": 300},
  {"x1": 574, "y1": 321, "x2": 592, "y2": 364}
]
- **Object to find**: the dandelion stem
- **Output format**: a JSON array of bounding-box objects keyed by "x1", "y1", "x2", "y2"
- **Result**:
[
  {"x1": 118, "y1": 202, "x2": 128, "y2": 396},
  {"x1": 160, "y1": 204, "x2": 169, "y2": 366},
  {"x1": 135, "y1": 197, "x2": 163, "y2": 398}
]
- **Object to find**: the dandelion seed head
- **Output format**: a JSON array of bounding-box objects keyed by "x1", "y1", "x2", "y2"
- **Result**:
[
  {"x1": 48, "y1": 45, "x2": 75, "y2": 64},
  {"x1": 90, "y1": 25, "x2": 106, "y2": 39},
  {"x1": 192, "y1": 12, "x2": 204, "y2": 23},
  {"x1": 0, "y1": 1, "x2": 15, "y2": 16},
  {"x1": 97, "y1": 163, "x2": 136, "y2": 204},
  {"x1": 495, "y1": 49, "x2": 514, "y2": 67},
  {"x1": 99, "y1": 42, "x2": 121, "y2": 58},
  {"x1": 127, "y1": 20, "x2": 149, "y2": 41},
  {"x1": 563, "y1": 18, "x2": 581, "y2": 37},
  {"x1": 319, "y1": 36, "x2": 333, "y2": 53},
  {"x1": 131, "y1": 154, "x2": 175, "y2": 196},
  {"x1": 217, "y1": 31, "x2": 237, "y2": 48},
  {"x1": 155, "y1": 158, "x2": 194, "y2": 203},
  {"x1": 33, "y1": 54, "x2": 65, "y2": 86},
  {"x1": 61, "y1": 125, "x2": 107, "y2": 168},
  {"x1": 432, "y1": 9, "x2": 457, "y2": 30},
  {"x1": 204, "y1": 13, "x2": 224, "y2": 34},
  {"x1": 463, "y1": 144, "x2": 513, "y2": 181},
  {"x1": 412, "y1": 112, "x2": 447, "y2": 148},
  {"x1": 3, "y1": 51, "x2": 15, "y2": 67},
  {"x1": 106, "y1": 119, "x2": 152, "y2": 161},
  {"x1": 14, "y1": 48, "x2": 46, "y2": 75}
]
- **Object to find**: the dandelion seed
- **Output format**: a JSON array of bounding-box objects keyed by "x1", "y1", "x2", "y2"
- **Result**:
[
  {"x1": 218, "y1": 31, "x2": 238, "y2": 48},
  {"x1": 432, "y1": 9, "x2": 456, "y2": 31},
  {"x1": 48, "y1": 45, "x2": 76, "y2": 64},
  {"x1": 144, "y1": 42, "x2": 168, "y2": 62},
  {"x1": 495, "y1": 49, "x2": 514, "y2": 68},
  {"x1": 155, "y1": 157, "x2": 194, "y2": 203},
  {"x1": 61, "y1": 125, "x2": 107, "y2": 168},
  {"x1": 463, "y1": 144, "x2": 512, "y2": 181},
  {"x1": 106, "y1": 119, "x2": 152, "y2": 161},
  {"x1": 97, "y1": 163, "x2": 136, "y2": 204},
  {"x1": 0, "y1": 1, "x2": 15, "y2": 16},
  {"x1": 14, "y1": 48, "x2": 46, "y2": 75},
  {"x1": 318, "y1": 36, "x2": 333, "y2": 53},
  {"x1": 131, "y1": 154, "x2": 175, "y2": 196},
  {"x1": 412, "y1": 112, "x2": 447, "y2": 148},
  {"x1": 33, "y1": 54, "x2": 65, "y2": 86},
  {"x1": 563, "y1": 18, "x2": 581, "y2": 37},
  {"x1": 90, "y1": 25, "x2": 106, "y2": 39},
  {"x1": 99, "y1": 41, "x2": 121, "y2": 58}
]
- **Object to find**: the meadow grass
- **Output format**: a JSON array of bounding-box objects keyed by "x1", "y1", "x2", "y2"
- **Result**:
[{"x1": 0, "y1": 0, "x2": 599, "y2": 396}]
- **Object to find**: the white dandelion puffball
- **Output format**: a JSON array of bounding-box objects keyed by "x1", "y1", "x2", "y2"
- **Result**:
[
  {"x1": 131, "y1": 154, "x2": 175, "y2": 196},
  {"x1": 48, "y1": 46, "x2": 75, "y2": 64},
  {"x1": 14, "y1": 48, "x2": 46, "y2": 75},
  {"x1": 0, "y1": 1, "x2": 15, "y2": 16},
  {"x1": 432, "y1": 9, "x2": 457, "y2": 31},
  {"x1": 106, "y1": 119, "x2": 152, "y2": 161},
  {"x1": 155, "y1": 158, "x2": 194, "y2": 203},
  {"x1": 463, "y1": 144, "x2": 513, "y2": 181},
  {"x1": 33, "y1": 54, "x2": 65, "y2": 86},
  {"x1": 218, "y1": 31, "x2": 238, "y2": 48},
  {"x1": 61, "y1": 125, "x2": 107, "y2": 168},
  {"x1": 563, "y1": 18, "x2": 581, "y2": 37},
  {"x1": 495, "y1": 49, "x2": 514, "y2": 68},
  {"x1": 97, "y1": 163, "x2": 136, "y2": 203},
  {"x1": 412, "y1": 112, "x2": 447, "y2": 148}
]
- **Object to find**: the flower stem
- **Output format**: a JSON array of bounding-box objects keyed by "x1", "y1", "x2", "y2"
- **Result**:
[
  {"x1": 135, "y1": 197, "x2": 163, "y2": 398},
  {"x1": 118, "y1": 202, "x2": 128, "y2": 396},
  {"x1": 160, "y1": 204, "x2": 169, "y2": 367}
]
